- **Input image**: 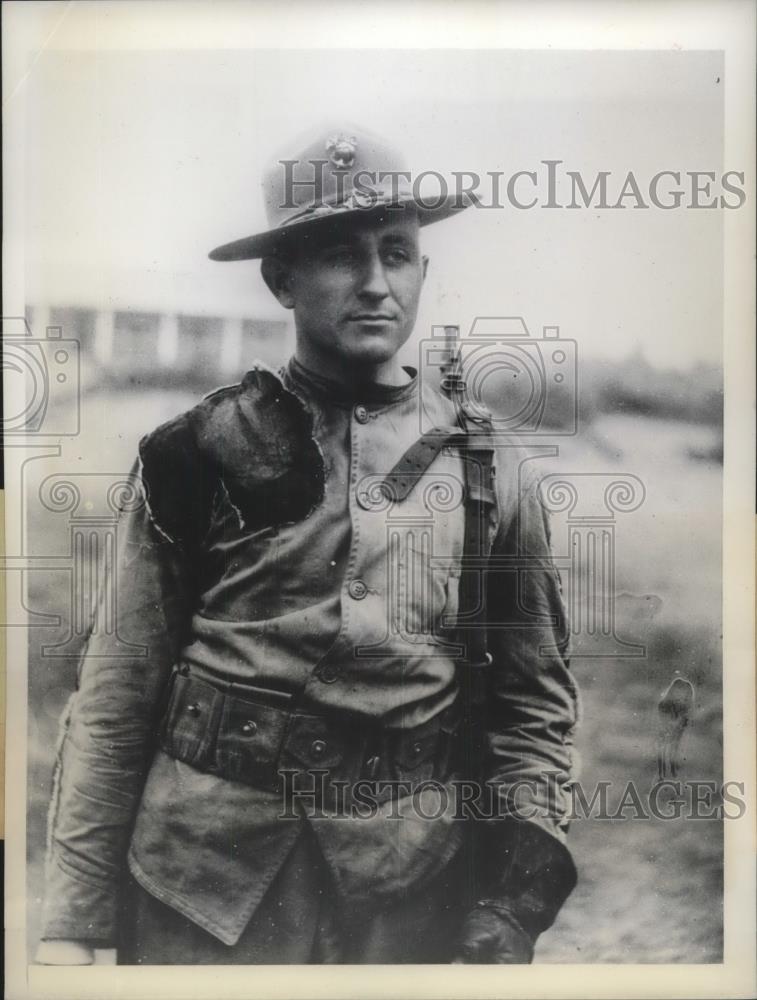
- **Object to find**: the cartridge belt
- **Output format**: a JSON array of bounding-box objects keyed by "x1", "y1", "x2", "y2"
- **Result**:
[{"x1": 159, "y1": 671, "x2": 462, "y2": 795}]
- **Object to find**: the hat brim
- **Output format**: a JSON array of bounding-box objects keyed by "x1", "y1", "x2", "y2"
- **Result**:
[{"x1": 208, "y1": 195, "x2": 470, "y2": 262}]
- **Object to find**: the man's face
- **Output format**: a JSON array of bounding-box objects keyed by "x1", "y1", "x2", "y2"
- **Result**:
[{"x1": 265, "y1": 211, "x2": 428, "y2": 369}]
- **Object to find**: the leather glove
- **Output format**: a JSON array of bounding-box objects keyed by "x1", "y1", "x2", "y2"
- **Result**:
[
  {"x1": 453, "y1": 901, "x2": 535, "y2": 964},
  {"x1": 453, "y1": 818, "x2": 578, "y2": 964}
]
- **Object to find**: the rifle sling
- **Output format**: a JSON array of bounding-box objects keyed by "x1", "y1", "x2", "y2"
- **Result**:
[
  {"x1": 378, "y1": 419, "x2": 497, "y2": 696},
  {"x1": 379, "y1": 414, "x2": 498, "y2": 902}
]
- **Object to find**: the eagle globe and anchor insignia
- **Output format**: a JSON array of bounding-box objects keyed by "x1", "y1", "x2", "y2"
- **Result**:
[{"x1": 326, "y1": 133, "x2": 358, "y2": 169}]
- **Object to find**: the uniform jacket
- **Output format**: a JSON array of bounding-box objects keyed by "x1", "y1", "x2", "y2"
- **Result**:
[{"x1": 42, "y1": 358, "x2": 580, "y2": 948}]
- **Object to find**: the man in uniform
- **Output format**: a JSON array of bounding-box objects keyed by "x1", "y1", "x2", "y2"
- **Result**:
[{"x1": 36, "y1": 125, "x2": 579, "y2": 965}]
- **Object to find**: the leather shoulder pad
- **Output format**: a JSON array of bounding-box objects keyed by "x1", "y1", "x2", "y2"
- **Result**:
[
  {"x1": 138, "y1": 404, "x2": 215, "y2": 548},
  {"x1": 138, "y1": 367, "x2": 325, "y2": 546}
]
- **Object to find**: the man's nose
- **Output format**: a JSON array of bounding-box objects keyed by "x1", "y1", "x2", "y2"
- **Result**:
[{"x1": 357, "y1": 251, "x2": 390, "y2": 300}]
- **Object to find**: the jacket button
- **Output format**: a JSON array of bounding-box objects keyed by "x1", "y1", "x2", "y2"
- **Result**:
[
  {"x1": 310, "y1": 739, "x2": 327, "y2": 759},
  {"x1": 411, "y1": 742, "x2": 423, "y2": 757},
  {"x1": 187, "y1": 702, "x2": 201, "y2": 717},
  {"x1": 319, "y1": 664, "x2": 340, "y2": 683},
  {"x1": 354, "y1": 404, "x2": 369, "y2": 424},
  {"x1": 348, "y1": 579, "x2": 367, "y2": 600},
  {"x1": 241, "y1": 720, "x2": 257, "y2": 735}
]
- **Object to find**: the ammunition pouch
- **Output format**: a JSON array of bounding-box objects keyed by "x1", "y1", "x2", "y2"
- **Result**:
[{"x1": 160, "y1": 671, "x2": 462, "y2": 799}]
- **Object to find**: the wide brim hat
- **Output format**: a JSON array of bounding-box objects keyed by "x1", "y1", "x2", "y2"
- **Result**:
[{"x1": 209, "y1": 124, "x2": 470, "y2": 261}]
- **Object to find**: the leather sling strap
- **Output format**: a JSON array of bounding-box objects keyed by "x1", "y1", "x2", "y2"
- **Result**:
[
  {"x1": 378, "y1": 403, "x2": 498, "y2": 911},
  {"x1": 379, "y1": 426, "x2": 464, "y2": 500},
  {"x1": 378, "y1": 410, "x2": 498, "y2": 719}
]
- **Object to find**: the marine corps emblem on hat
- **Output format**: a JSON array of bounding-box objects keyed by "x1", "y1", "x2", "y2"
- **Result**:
[
  {"x1": 208, "y1": 123, "x2": 471, "y2": 261},
  {"x1": 326, "y1": 133, "x2": 357, "y2": 169}
]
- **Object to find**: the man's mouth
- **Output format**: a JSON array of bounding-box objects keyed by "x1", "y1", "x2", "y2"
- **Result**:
[{"x1": 347, "y1": 313, "x2": 396, "y2": 323}]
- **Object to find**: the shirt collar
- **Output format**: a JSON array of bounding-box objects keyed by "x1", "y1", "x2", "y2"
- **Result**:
[{"x1": 283, "y1": 355, "x2": 418, "y2": 408}]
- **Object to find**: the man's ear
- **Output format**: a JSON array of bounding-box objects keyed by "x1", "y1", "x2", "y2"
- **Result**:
[
  {"x1": 261, "y1": 255, "x2": 295, "y2": 309},
  {"x1": 421, "y1": 255, "x2": 430, "y2": 280}
]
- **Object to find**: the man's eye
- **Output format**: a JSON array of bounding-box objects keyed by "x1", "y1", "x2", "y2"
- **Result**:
[
  {"x1": 324, "y1": 247, "x2": 356, "y2": 265},
  {"x1": 384, "y1": 248, "x2": 411, "y2": 265}
]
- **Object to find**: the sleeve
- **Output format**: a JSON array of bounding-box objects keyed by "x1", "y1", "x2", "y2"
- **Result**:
[
  {"x1": 40, "y1": 462, "x2": 194, "y2": 945},
  {"x1": 479, "y1": 467, "x2": 580, "y2": 938}
]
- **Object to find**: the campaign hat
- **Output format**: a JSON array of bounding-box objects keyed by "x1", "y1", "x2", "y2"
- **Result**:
[{"x1": 209, "y1": 124, "x2": 469, "y2": 261}]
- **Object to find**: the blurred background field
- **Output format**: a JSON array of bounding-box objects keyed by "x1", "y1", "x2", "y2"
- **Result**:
[{"x1": 22, "y1": 332, "x2": 723, "y2": 963}]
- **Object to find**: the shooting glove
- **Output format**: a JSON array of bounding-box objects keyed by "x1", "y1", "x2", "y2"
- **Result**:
[{"x1": 453, "y1": 819, "x2": 577, "y2": 964}]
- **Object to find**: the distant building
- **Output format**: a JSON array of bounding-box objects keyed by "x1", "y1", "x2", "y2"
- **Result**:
[{"x1": 25, "y1": 304, "x2": 293, "y2": 389}]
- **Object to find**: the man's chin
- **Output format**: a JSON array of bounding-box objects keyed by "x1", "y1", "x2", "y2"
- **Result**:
[{"x1": 339, "y1": 338, "x2": 403, "y2": 368}]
